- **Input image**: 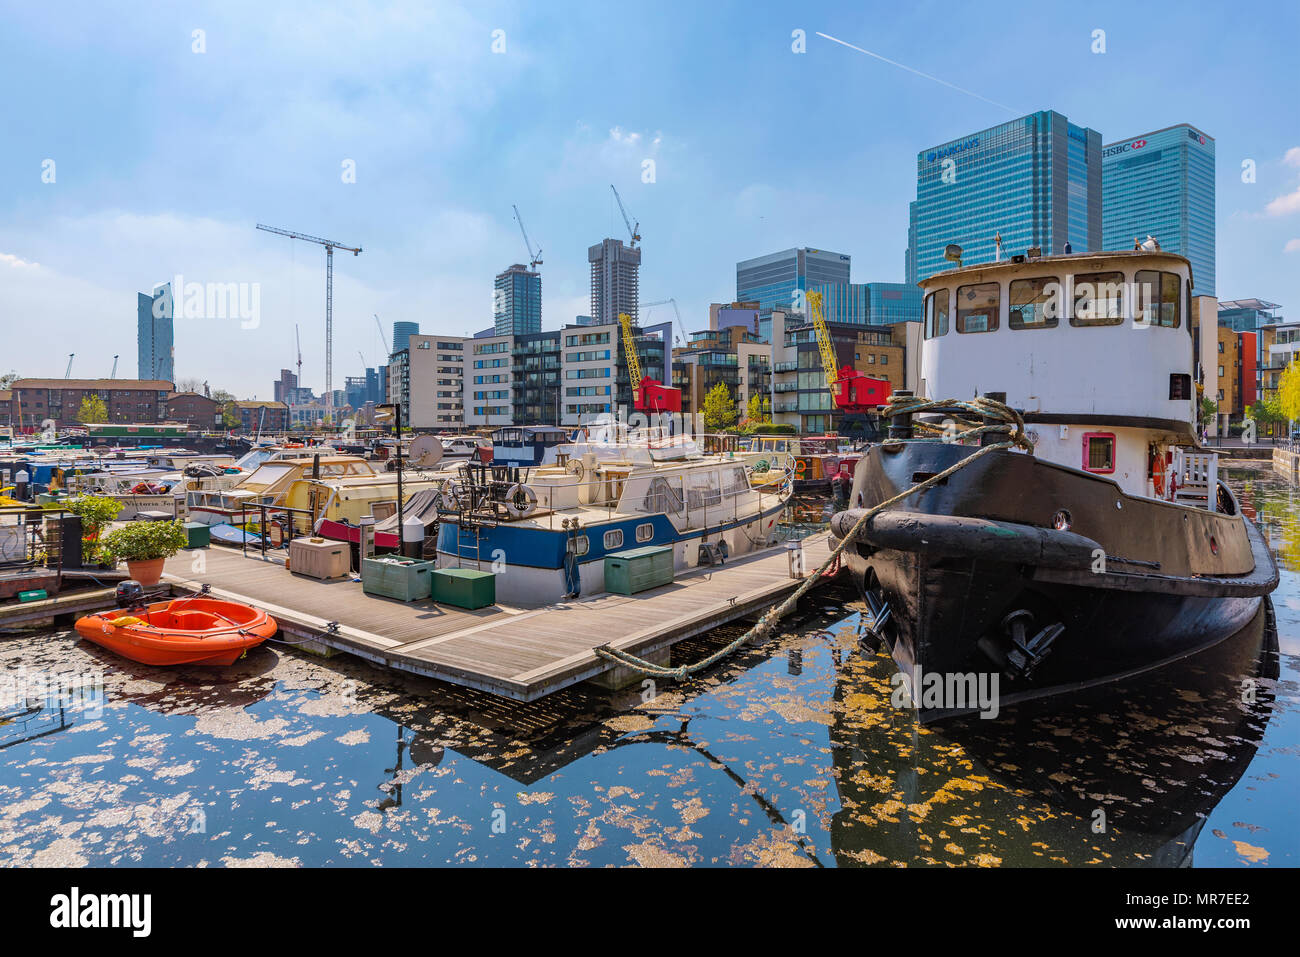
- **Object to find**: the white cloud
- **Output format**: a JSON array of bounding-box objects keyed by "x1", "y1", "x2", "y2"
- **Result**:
[
  {"x1": 1265, "y1": 187, "x2": 1300, "y2": 217},
  {"x1": 0, "y1": 252, "x2": 40, "y2": 270},
  {"x1": 1285, "y1": 238, "x2": 1300, "y2": 253},
  {"x1": 1284, "y1": 147, "x2": 1300, "y2": 168}
]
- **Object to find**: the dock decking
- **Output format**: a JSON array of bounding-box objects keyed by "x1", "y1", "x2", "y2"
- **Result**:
[{"x1": 162, "y1": 535, "x2": 834, "y2": 700}]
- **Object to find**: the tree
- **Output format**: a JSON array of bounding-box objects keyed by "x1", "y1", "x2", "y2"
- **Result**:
[
  {"x1": 1198, "y1": 396, "x2": 1217, "y2": 426},
  {"x1": 0, "y1": 371, "x2": 17, "y2": 390},
  {"x1": 176, "y1": 376, "x2": 205, "y2": 394},
  {"x1": 701, "y1": 381, "x2": 738, "y2": 432},
  {"x1": 211, "y1": 389, "x2": 241, "y2": 430},
  {"x1": 76, "y1": 394, "x2": 108, "y2": 424},
  {"x1": 1248, "y1": 395, "x2": 1286, "y2": 437},
  {"x1": 1280, "y1": 362, "x2": 1300, "y2": 424}
]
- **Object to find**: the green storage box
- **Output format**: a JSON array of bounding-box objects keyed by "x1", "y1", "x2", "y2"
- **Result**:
[
  {"x1": 182, "y1": 521, "x2": 210, "y2": 550},
  {"x1": 362, "y1": 557, "x2": 434, "y2": 601},
  {"x1": 431, "y1": 567, "x2": 496, "y2": 609},
  {"x1": 604, "y1": 545, "x2": 674, "y2": 595}
]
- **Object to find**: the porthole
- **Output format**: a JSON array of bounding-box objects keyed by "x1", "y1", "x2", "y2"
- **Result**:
[
  {"x1": 635, "y1": 523, "x2": 654, "y2": 543},
  {"x1": 1052, "y1": 509, "x2": 1072, "y2": 531},
  {"x1": 603, "y1": 528, "x2": 624, "y2": 550},
  {"x1": 574, "y1": 535, "x2": 589, "y2": 557}
]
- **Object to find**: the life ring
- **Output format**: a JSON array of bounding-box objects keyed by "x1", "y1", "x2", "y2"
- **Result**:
[
  {"x1": 1151, "y1": 450, "x2": 1166, "y2": 498},
  {"x1": 503, "y1": 483, "x2": 537, "y2": 518}
]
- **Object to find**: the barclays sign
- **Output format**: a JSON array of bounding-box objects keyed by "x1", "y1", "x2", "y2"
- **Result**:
[{"x1": 927, "y1": 137, "x2": 979, "y2": 163}]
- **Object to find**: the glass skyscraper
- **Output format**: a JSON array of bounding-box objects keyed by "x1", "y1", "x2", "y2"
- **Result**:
[
  {"x1": 392, "y1": 321, "x2": 419, "y2": 354},
  {"x1": 494, "y1": 263, "x2": 542, "y2": 335},
  {"x1": 736, "y1": 247, "x2": 851, "y2": 317},
  {"x1": 864, "y1": 282, "x2": 922, "y2": 325},
  {"x1": 907, "y1": 110, "x2": 1102, "y2": 284},
  {"x1": 1102, "y1": 123, "x2": 1215, "y2": 296},
  {"x1": 137, "y1": 283, "x2": 174, "y2": 382}
]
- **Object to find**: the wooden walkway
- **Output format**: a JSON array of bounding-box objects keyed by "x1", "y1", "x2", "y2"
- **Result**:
[{"x1": 162, "y1": 535, "x2": 835, "y2": 700}]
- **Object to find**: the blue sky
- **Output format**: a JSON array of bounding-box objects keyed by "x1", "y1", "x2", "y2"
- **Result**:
[{"x1": 2, "y1": 0, "x2": 1298, "y2": 398}]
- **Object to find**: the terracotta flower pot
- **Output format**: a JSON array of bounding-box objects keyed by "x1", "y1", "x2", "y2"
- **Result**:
[{"x1": 127, "y1": 557, "x2": 166, "y2": 587}]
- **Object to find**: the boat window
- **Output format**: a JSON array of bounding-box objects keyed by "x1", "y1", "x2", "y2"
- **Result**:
[
  {"x1": 924, "y1": 288, "x2": 950, "y2": 339},
  {"x1": 603, "y1": 528, "x2": 623, "y2": 550},
  {"x1": 1008, "y1": 277, "x2": 1060, "y2": 329},
  {"x1": 1071, "y1": 272, "x2": 1125, "y2": 326},
  {"x1": 686, "y1": 470, "x2": 723, "y2": 509},
  {"x1": 635, "y1": 523, "x2": 654, "y2": 543},
  {"x1": 721, "y1": 465, "x2": 749, "y2": 496},
  {"x1": 643, "y1": 477, "x2": 684, "y2": 513},
  {"x1": 574, "y1": 535, "x2": 589, "y2": 557},
  {"x1": 1082, "y1": 432, "x2": 1116, "y2": 474},
  {"x1": 955, "y1": 283, "x2": 999, "y2": 334},
  {"x1": 1135, "y1": 270, "x2": 1180, "y2": 328}
]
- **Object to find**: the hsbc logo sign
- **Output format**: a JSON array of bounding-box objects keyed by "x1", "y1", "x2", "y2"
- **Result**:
[
  {"x1": 1104, "y1": 138, "x2": 1147, "y2": 158},
  {"x1": 1187, "y1": 129, "x2": 1207, "y2": 145}
]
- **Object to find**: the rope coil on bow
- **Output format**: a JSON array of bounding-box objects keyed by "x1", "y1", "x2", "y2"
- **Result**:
[{"x1": 593, "y1": 396, "x2": 1033, "y2": 681}]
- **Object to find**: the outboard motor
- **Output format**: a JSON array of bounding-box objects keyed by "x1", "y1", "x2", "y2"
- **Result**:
[{"x1": 115, "y1": 579, "x2": 146, "y2": 610}]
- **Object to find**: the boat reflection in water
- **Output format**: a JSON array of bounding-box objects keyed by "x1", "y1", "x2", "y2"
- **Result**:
[{"x1": 828, "y1": 599, "x2": 1280, "y2": 867}]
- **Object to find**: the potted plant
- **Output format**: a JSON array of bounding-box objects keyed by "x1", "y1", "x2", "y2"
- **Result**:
[
  {"x1": 53, "y1": 494, "x2": 124, "y2": 568},
  {"x1": 103, "y1": 520, "x2": 188, "y2": 586}
]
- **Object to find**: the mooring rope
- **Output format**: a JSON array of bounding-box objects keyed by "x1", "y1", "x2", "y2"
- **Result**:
[{"x1": 592, "y1": 396, "x2": 1034, "y2": 681}]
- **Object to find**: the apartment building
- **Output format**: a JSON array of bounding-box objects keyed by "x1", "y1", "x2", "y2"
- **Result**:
[
  {"x1": 407, "y1": 334, "x2": 466, "y2": 430},
  {"x1": 8, "y1": 378, "x2": 175, "y2": 430}
]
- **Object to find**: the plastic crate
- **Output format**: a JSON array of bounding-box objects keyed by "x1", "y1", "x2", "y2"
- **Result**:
[
  {"x1": 431, "y1": 567, "x2": 496, "y2": 609},
  {"x1": 362, "y1": 556, "x2": 434, "y2": 601},
  {"x1": 604, "y1": 545, "x2": 674, "y2": 595}
]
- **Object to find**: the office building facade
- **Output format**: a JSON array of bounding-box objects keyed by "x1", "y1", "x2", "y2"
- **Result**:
[
  {"x1": 137, "y1": 283, "x2": 175, "y2": 382},
  {"x1": 493, "y1": 264, "x2": 542, "y2": 336},
  {"x1": 391, "y1": 321, "x2": 419, "y2": 355},
  {"x1": 1103, "y1": 123, "x2": 1215, "y2": 296},
  {"x1": 908, "y1": 110, "x2": 1102, "y2": 284},
  {"x1": 736, "y1": 248, "x2": 851, "y2": 317},
  {"x1": 588, "y1": 238, "x2": 641, "y2": 325}
]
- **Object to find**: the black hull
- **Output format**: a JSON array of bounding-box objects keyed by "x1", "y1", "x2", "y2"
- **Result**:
[{"x1": 831, "y1": 442, "x2": 1278, "y2": 721}]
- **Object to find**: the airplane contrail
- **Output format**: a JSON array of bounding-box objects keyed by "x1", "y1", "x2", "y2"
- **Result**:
[{"x1": 816, "y1": 32, "x2": 1020, "y2": 115}]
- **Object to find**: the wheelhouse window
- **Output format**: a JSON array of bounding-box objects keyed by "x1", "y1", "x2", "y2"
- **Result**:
[
  {"x1": 955, "y1": 283, "x2": 999, "y2": 334},
  {"x1": 1135, "y1": 270, "x2": 1181, "y2": 328},
  {"x1": 924, "y1": 288, "x2": 949, "y2": 339},
  {"x1": 1008, "y1": 277, "x2": 1060, "y2": 330},
  {"x1": 1071, "y1": 272, "x2": 1125, "y2": 326},
  {"x1": 1082, "y1": 432, "x2": 1116, "y2": 474}
]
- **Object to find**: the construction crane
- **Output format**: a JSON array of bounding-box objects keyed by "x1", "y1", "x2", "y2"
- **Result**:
[
  {"x1": 256, "y1": 223, "x2": 362, "y2": 409},
  {"x1": 619, "y1": 312, "x2": 680, "y2": 413},
  {"x1": 640, "y1": 298, "x2": 686, "y2": 347},
  {"x1": 806, "y1": 290, "x2": 891, "y2": 436},
  {"x1": 294, "y1": 324, "x2": 303, "y2": 385},
  {"x1": 610, "y1": 185, "x2": 640, "y2": 247},
  {"x1": 511, "y1": 204, "x2": 542, "y2": 270},
  {"x1": 110, "y1": 355, "x2": 119, "y2": 378},
  {"x1": 64, "y1": 354, "x2": 74, "y2": 378},
  {"x1": 374, "y1": 314, "x2": 386, "y2": 358}
]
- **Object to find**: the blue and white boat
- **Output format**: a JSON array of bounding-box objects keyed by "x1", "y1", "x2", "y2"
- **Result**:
[
  {"x1": 488, "y1": 426, "x2": 570, "y2": 469},
  {"x1": 435, "y1": 441, "x2": 793, "y2": 605}
]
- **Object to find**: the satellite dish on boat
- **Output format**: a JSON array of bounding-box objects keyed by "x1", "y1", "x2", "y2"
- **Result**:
[{"x1": 409, "y1": 435, "x2": 443, "y2": 468}]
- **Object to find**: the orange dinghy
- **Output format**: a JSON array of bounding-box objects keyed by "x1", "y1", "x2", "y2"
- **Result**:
[{"x1": 75, "y1": 597, "x2": 276, "y2": 666}]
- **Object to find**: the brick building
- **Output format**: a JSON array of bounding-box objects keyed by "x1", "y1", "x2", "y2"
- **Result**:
[
  {"x1": 8, "y1": 378, "x2": 175, "y2": 430},
  {"x1": 233, "y1": 400, "x2": 289, "y2": 433},
  {"x1": 165, "y1": 392, "x2": 223, "y2": 428}
]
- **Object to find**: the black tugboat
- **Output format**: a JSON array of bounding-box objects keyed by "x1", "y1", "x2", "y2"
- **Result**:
[{"x1": 830, "y1": 248, "x2": 1278, "y2": 720}]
